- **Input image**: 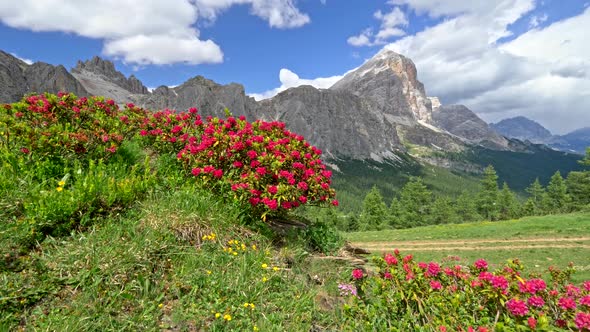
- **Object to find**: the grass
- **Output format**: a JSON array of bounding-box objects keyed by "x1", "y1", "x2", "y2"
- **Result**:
[
  {"x1": 344, "y1": 212, "x2": 590, "y2": 283},
  {"x1": 1, "y1": 187, "x2": 349, "y2": 331}
]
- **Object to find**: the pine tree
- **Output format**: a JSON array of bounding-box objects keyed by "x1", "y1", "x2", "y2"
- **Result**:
[
  {"x1": 388, "y1": 197, "x2": 402, "y2": 228},
  {"x1": 525, "y1": 178, "x2": 545, "y2": 215},
  {"x1": 498, "y1": 182, "x2": 520, "y2": 220},
  {"x1": 580, "y1": 147, "x2": 590, "y2": 167},
  {"x1": 477, "y1": 165, "x2": 500, "y2": 221},
  {"x1": 455, "y1": 191, "x2": 481, "y2": 222},
  {"x1": 360, "y1": 186, "x2": 388, "y2": 231},
  {"x1": 544, "y1": 171, "x2": 571, "y2": 213},
  {"x1": 566, "y1": 171, "x2": 590, "y2": 210},
  {"x1": 398, "y1": 177, "x2": 432, "y2": 227},
  {"x1": 429, "y1": 196, "x2": 459, "y2": 224}
]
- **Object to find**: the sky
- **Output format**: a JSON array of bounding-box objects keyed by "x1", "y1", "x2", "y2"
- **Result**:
[{"x1": 0, "y1": 0, "x2": 588, "y2": 134}]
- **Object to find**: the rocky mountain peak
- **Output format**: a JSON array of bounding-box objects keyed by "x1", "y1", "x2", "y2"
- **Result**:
[
  {"x1": 490, "y1": 116, "x2": 553, "y2": 143},
  {"x1": 330, "y1": 48, "x2": 433, "y2": 125},
  {"x1": 71, "y1": 56, "x2": 148, "y2": 96}
]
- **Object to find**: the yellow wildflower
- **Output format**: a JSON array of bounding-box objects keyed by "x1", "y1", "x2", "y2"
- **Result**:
[
  {"x1": 272, "y1": 266, "x2": 280, "y2": 272},
  {"x1": 58, "y1": 180, "x2": 65, "y2": 186},
  {"x1": 223, "y1": 314, "x2": 232, "y2": 321},
  {"x1": 56, "y1": 187, "x2": 63, "y2": 192},
  {"x1": 252, "y1": 244, "x2": 257, "y2": 250},
  {"x1": 215, "y1": 312, "x2": 221, "y2": 318},
  {"x1": 253, "y1": 326, "x2": 259, "y2": 331},
  {"x1": 249, "y1": 303, "x2": 255, "y2": 309},
  {"x1": 206, "y1": 270, "x2": 212, "y2": 275},
  {"x1": 158, "y1": 303, "x2": 163, "y2": 308},
  {"x1": 262, "y1": 277, "x2": 268, "y2": 282},
  {"x1": 261, "y1": 263, "x2": 268, "y2": 269}
]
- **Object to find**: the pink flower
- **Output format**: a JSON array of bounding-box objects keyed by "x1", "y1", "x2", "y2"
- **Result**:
[
  {"x1": 426, "y1": 262, "x2": 441, "y2": 277},
  {"x1": 558, "y1": 297, "x2": 576, "y2": 310},
  {"x1": 212, "y1": 169, "x2": 223, "y2": 179},
  {"x1": 249, "y1": 197, "x2": 260, "y2": 206},
  {"x1": 506, "y1": 298, "x2": 529, "y2": 316},
  {"x1": 583, "y1": 281, "x2": 590, "y2": 291},
  {"x1": 474, "y1": 259, "x2": 488, "y2": 270},
  {"x1": 383, "y1": 272, "x2": 392, "y2": 279},
  {"x1": 384, "y1": 253, "x2": 398, "y2": 266},
  {"x1": 352, "y1": 269, "x2": 364, "y2": 280},
  {"x1": 527, "y1": 316, "x2": 537, "y2": 330},
  {"x1": 491, "y1": 276, "x2": 508, "y2": 290},
  {"x1": 430, "y1": 280, "x2": 442, "y2": 290},
  {"x1": 191, "y1": 168, "x2": 201, "y2": 176},
  {"x1": 439, "y1": 326, "x2": 447, "y2": 332},
  {"x1": 331, "y1": 200, "x2": 339, "y2": 207},
  {"x1": 140, "y1": 130, "x2": 148, "y2": 136},
  {"x1": 267, "y1": 185, "x2": 278, "y2": 194},
  {"x1": 580, "y1": 295, "x2": 590, "y2": 307},
  {"x1": 575, "y1": 312, "x2": 590, "y2": 330},
  {"x1": 20, "y1": 147, "x2": 30, "y2": 154},
  {"x1": 247, "y1": 150, "x2": 258, "y2": 159},
  {"x1": 233, "y1": 161, "x2": 243, "y2": 168},
  {"x1": 297, "y1": 182, "x2": 308, "y2": 190},
  {"x1": 298, "y1": 196, "x2": 307, "y2": 204},
  {"x1": 519, "y1": 279, "x2": 547, "y2": 294},
  {"x1": 527, "y1": 296, "x2": 545, "y2": 308}
]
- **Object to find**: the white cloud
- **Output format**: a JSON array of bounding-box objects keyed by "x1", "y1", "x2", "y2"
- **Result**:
[
  {"x1": 347, "y1": 29, "x2": 373, "y2": 47},
  {"x1": 10, "y1": 52, "x2": 33, "y2": 65},
  {"x1": 348, "y1": 5, "x2": 407, "y2": 47},
  {"x1": 0, "y1": 0, "x2": 310, "y2": 65},
  {"x1": 249, "y1": 68, "x2": 346, "y2": 100},
  {"x1": 529, "y1": 13, "x2": 548, "y2": 28},
  {"x1": 381, "y1": 0, "x2": 589, "y2": 134}
]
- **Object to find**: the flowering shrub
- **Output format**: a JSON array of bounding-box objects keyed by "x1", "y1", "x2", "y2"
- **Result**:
[
  {"x1": 0, "y1": 93, "x2": 145, "y2": 167},
  {"x1": 340, "y1": 250, "x2": 590, "y2": 331},
  {"x1": 138, "y1": 107, "x2": 337, "y2": 220}
]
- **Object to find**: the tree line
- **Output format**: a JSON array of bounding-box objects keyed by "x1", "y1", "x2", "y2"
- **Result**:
[{"x1": 320, "y1": 148, "x2": 590, "y2": 232}]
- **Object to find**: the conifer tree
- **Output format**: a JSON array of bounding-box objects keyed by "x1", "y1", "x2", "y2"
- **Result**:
[
  {"x1": 399, "y1": 177, "x2": 432, "y2": 227},
  {"x1": 388, "y1": 197, "x2": 402, "y2": 228},
  {"x1": 525, "y1": 178, "x2": 545, "y2": 215},
  {"x1": 566, "y1": 171, "x2": 590, "y2": 210},
  {"x1": 360, "y1": 186, "x2": 388, "y2": 230},
  {"x1": 543, "y1": 171, "x2": 571, "y2": 213},
  {"x1": 498, "y1": 182, "x2": 520, "y2": 220},
  {"x1": 429, "y1": 196, "x2": 459, "y2": 224},
  {"x1": 455, "y1": 191, "x2": 481, "y2": 222},
  {"x1": 477, "y1": 165, "x2": 500, "y2": 221}
]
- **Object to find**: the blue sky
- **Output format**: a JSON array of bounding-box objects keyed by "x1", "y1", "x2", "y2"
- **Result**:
[{"x1": 0, "y1": 0, "x2": 589, "y2": 133}]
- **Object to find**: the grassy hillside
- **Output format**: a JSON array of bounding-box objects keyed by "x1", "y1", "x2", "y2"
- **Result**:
[{"x1": 345, "y1": 212, "x2": 590, "y2": 283}]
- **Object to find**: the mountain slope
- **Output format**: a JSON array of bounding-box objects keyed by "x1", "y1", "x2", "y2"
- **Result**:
[{"x1": 490, "y1": 116, "x2": 552, "y2": 143}]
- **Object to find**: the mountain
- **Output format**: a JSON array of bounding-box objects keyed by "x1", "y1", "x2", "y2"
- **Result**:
[
  {"x1": 0, "y1": 50, "x2": 87, "y2": 101},
  {"x1": 490, "y1": 116, "x2": 552, "y2": 143},
  {"x1": 549, "y1": 128, "x2": 590, "y2": 154},
  {"x1": 432, "y1": 104, "x2": 509, "y2": 149},
  {"x1": 0, "y1": 49, "x2": 582, "y2": 182},
  {"x1": 490, "y1": 116, "x2": 589, "y2": 154}
]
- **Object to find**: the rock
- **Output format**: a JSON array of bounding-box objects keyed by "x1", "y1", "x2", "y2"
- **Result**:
[
  {"x1": 433, "y1": 104, "x2": 509, "y2": 149},
  {"x1": 490, "y1": 116, "x2": 553, "y2": 143}
]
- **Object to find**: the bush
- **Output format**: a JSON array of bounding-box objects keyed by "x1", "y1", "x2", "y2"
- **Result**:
[{"x1": 339, "y1": 251, "x2": 590, "y2": 331}]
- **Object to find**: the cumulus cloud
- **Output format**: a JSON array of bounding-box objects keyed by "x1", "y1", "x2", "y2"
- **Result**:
[
  {"x1": 382, "y1": 0, "x2": 589, "y2": 134},
  {"x1": 347, "y1": 5, "x2": 407, "y2": 47},
  {"x1": 10, "y1": 52, "x2": 33, "y2": 65},
  {"x1": 0, "y1": 0, "x2": 310, "y2": 65},
  {"x1": 249, "y1": 68, "x2": 346, "y2": 100}
]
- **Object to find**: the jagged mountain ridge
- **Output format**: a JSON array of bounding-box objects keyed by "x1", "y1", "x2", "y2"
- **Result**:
[
  {"x1": 0, "y1": 49, "x2": 563, "y2": 163},
  {"x1": 491, "y1": 116, "x2": 589, "y2": 154}
]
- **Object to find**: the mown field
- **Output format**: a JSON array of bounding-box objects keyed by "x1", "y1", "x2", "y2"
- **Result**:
[{"x1": 345, "y1": 212, "x2": 590, "y2": 283}]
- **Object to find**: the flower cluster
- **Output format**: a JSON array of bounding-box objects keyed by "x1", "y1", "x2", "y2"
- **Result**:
[
  {"x1": 340, "y1": 250, "x2": 590, "y2": 331},
  {"x1": 135, "y1": 105, "x2": 337, "y2": 220}
]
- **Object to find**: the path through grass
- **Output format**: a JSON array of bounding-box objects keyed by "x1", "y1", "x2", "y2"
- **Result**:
[{"x1": 344, "y1": 212, "x2": 590, "y2": 283}]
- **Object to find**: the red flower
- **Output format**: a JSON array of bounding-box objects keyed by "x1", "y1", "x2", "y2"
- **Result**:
[
  {"x1": 575, "y1": 312, "x2": 590, "y2": 330},
  {"x1": 506, "y1": 298, "x2": 529, "y2": 316},
  {"x1": 191, "y1": 168, "x2": 201, "y2": 176},
  {"x1": 474, "y1": 259, "x2": 488, "y2": 270},
  {"x1": 558, "y1": 297, "x2": 576, "y2": 310},
  {"x1": 267, "y1": 185, "x2": 278, "y2": 194},
  {"x1": 352, "y1": 269, "x2": 364, "y2": 280},
  {"x1": 20, "y1": 147, "x2": 30, "y2": 154},
  {"x1": 384, "y1": 253, "x2": 398, "y2": 266},
  {"x1": 527, "y1": 296, "x2": 545, "y2": 308},
  {"x1": 527, "y1": 317, "x2": 537, "y2": 330},
  {"x1": 491, "y1": 275, "x2": 508, "y2": 290},
  {"x1": 213, "y1": 169, "x2": 223, "y2": 179},
  {"x1": 298, "y1": 196, "x2": 307, "y2": 204},
  {"x1": 331, "y1": 200, "x2": 339, "y2": 207},
  {"x1": 383, "y1": 272, "x2": 392, "y2": 279},
  {"x1": 430, "y1": 280, "x2": 442, "y2": 290},
  {"x1": 580, "y1": 295, "x2": 590, "y2": 307}
]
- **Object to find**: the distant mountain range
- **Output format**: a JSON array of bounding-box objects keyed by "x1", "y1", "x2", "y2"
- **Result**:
[
  {"x1": 0, "y1": 49, "x2": 583, "y2": 187},
  {"x1": 491, "y1": 116, "x2": 589, "y2": 154}
]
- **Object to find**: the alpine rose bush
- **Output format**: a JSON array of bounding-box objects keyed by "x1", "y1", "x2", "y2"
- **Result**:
[
  {"x1": 134, "y1": 105, "x2": 338, "y2": 220},
  {"x1": 340, "y1": 250, "x2": 590, "y2": 331}
]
